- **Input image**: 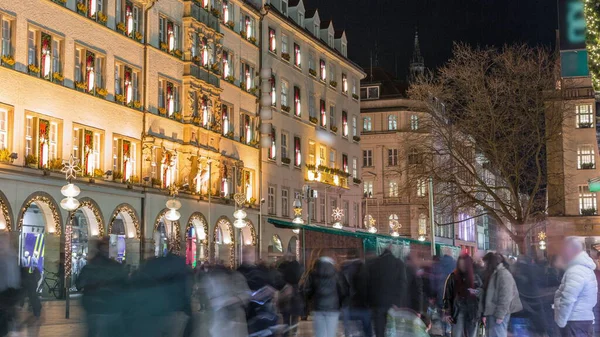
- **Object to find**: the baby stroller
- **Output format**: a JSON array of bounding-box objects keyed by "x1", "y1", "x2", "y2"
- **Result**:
[{"x1": 247, "y1": 286, "x2": 287, "y2": 337}]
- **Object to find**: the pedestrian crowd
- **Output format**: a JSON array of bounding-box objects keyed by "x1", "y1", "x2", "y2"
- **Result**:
[{"x1": 0, "y1": 233, "x2": 599, "y2": 337}]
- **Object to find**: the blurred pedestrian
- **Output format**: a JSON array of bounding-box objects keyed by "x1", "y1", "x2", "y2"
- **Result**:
[
  {"x1": 20, "y1": 266, "x2": 41, "y2": 319},
  {"x1": 365, "y1": 247, "x2": 407, "y2": 337},
  {"x1": 303, "y1": 256, "x2": 342, "y2": 337},
  {"x1": 0, "y1": 233, "x2": 20, "y2": 337},
  {"x1": 511, "y1": 255, "x2": 546, "y2": 337},
  {"x1": 278, "y1": 253, "x2": 304, "y2": 337},
  {"x1": 127, "y1": 249, "x2": 192, "y2": 337},
  {"x1": 200, "y1": 264, "x2": 250, "y2": 337},
  {"x1": 480, "y1": 252, "x2": 522, "y2": 337},
  {"x1": 339, "y1": 257, "x2": 371, "y2": 337},
  {"x1": 443, "y1": 253, "x2": 481, "y2": 337},
  {"x1": 76, "y1": 237, "x2": 128, "y2": 337},
  {"x1": 554, "y1": 237, "x2": 598, "y2": 337},
  {"x1": 406, "y1": 256, "x2": 424, "y2": 314}
]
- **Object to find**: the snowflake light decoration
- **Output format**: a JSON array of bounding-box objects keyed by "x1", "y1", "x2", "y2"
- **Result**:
[
  {"x1": 61, "y1": 155, "x2": 81, "y2": 181},
  {"x1": 538, "y1": 231, "x2": 547, "y2": 241},
  {"x1": 332, "y1": 207, "x2": 344, "y2": 221},
  {"x1": 168, "y1": 184, "x2": 179, "y2": 197}
]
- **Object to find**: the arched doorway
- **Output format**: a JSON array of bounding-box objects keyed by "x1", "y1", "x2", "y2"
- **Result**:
[
  {"x1": 69, "y1": 198, "x2": 104, "y2": 283},
  {"x1": 154, "y1": 208, "x2": 181, "y2": 257},
  {"x1": 268, "y1": 234, "x2": 284, "y2": 261},
  {"x1": 108, "y1": 204, "x2": 140, "y2": 264},
  {"x1": 18, "y1": 193, "x2": 62, "y2": 295},
  {"x1": 213, "y1": 216, "x2": 234, "y2": 267},
  {"x1": 239, "y1": 220, "x2": 257, "y2": 265},
  {"x1": 185, "y1": 213, "x2": 208, "y2": 267},
  {"x1": 287, "y1": 236, "x2": 299, "y2": 261},
  {"x1": 0, "y1": 190, "x2": 13, "y2": 232}
]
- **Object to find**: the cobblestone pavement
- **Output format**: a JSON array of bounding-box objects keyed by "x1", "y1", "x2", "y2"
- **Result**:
[{"x1": 13, "y1": 300, "x2": 339, "y2": 337}]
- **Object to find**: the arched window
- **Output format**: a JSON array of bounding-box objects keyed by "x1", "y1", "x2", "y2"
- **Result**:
[{"x1": 388, "y1": 115, "x2": 397, "y2": 130}]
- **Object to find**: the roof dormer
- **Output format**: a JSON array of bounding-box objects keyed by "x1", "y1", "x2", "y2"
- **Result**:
[
  {"x1": 334, "y1": 30, "x2": 347, "y2": 57},
  {"x1": 305, "y1": 9, "x2": 320, "y2": 38},
  {"x1": 320, "y1": 20, "x2": 334, "y2": 47},
  {"x1": 288, "y1": 0, "x2": 305, "y2": 27}
]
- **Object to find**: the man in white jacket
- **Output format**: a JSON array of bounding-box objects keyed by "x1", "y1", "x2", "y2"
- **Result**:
[{"x1": 554, "y1": 237, "x2": 598, "y2": 337}]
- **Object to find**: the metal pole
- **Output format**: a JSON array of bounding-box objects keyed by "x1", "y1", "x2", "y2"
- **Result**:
[
  {"x1": 428, "y1": 177, "x2": 436, "y2": 256},
  {"x1": 65, "y1": 211, "x2": 71, "y2": 319},
  {"x1": 208, "y1": 160, "x2": 212, "y2": 261}
]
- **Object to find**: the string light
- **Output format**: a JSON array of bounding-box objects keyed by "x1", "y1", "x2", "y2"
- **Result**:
[{"x1": 585, "y1": 0, "x2": 600, "y2": 91}]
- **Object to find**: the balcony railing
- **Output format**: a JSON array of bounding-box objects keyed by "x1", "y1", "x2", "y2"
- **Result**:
[
  {"x1": 305, "y1": 166, "x2": 349, "y2": 189},
  {"x1": 184, "y1": 63, "x2": 220, "y2": 87},
  {"x1": 184, "y1": 1, "x2": 221, "y2": 33}
]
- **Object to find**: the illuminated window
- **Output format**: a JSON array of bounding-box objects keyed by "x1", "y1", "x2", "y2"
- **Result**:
[
  {"x1": 281, "y1": 34, "x2": 288, "y2": 55},
  {"x1": 294, "y1": 43, "x2": 301, "y2": 67},
  {"x1": 268, "y1": 27, "x2": 276, "y2": 53},
  {"x1": 271, "y1": 75, "x2": 277, "y2": 106},
  {"x1": 308, "y1": 141, "x2": 316, "y2": 165},
  {"x1": 410, "y1": 115, "x2": 419, "y2": 130},
  {"x1": 363, "y1": 117, "x2": 372, "y2": 131},
  {"x1": 222, "y1": 104, "x2": 232, "y2": 135},
  {"x1": 113, "y1": 136, "x2": 138, "y2": 181},
  {"x1": 74, "y1": 46, "x2": 104, "y2": 92},
  {"x1": 159, "y1": 16, "x2": 180, "y2": 52},
  {"x1": 222, "y1": 49, "x2": 233, "y2": 79},
  {"x1": 115, "y1": 63, "x2": 139, "y2": 105},
  {"x1": 457, "y1": 213, "x2": 475, "y2": 242},
  {"x1": 342, "y1": 154, "x2": 348, "y2": 173},
  {"x1": 388, "y1": 115, "x2": 398, "y2": 130},
  {"x1": 24, "y1": 115, "x2": 61, "y2": 168},
  {"x1": 388, "y1": 181, "x2": 399, "y2": 197},
  {"x1": 294, "y1": 136, "x2": 301, "y2": 167},
  {"x1": 577, "y1": 145, "x2": 595, "y2": 169},
  {"x1": 268, "y1": 126, "x2": 276, "y2": 160},
  {"x1": 416, "y1": 179, "x2": 426, "y2": 197},
  {"x1": 1, "y1": 17, "x2": 13, "y2": 58},
  {"x1": 318, "y1": 145, "x2": 326, "y2": 167},
  {"x1": 576, "y1": 104, "x2": 594, "y2": 128},
  {"x1": 158, "y1": 79, "x2": 180, "y2": 116},
  {"x1": 222, "y1": 0, "x2": 230, "y2": 23},
  {"x1": 294, "y1": 86, "x2": 301, "y2": 117},
  {"x1": 320, "y1": 100, "x2": 326, "y2": 126},
  {"x1": 342, "y1": 111, "x2": 348, "y2": 137},
  {"x1": 329, "y1": 149, "x2": 336, "y2": 169},
  {"x1": 73, "y1": 126, "x2": 104, "y2": 176},
  {"x1": 352, "y1": 157, "x2": 357, "y2": 178},
  {"x1": 117, "y1": 0, "x2": 142, "y2": 36},
  {"x1": 579, "y1": 185, "x2": 597, "y2": 215},
  {"x1": 0, "y1": 108, "x2": 8, "y2": 150},
  {"x1": 281, "y1": 80, "x2": 289, "y2": 109},
  {"x1": 363, "y1": 181, "x2": 373, "y2": 198},
  {"x1": 320, "y1": 59, "x2": 326, "y2": 81},
  {"x1": 342, "y1": 73, "x2": 348, "y2": 93}
]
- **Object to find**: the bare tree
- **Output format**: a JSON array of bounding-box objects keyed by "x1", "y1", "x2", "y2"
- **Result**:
[{"x1": 407, "y1": 43, "x2": 566, "y2": 251}]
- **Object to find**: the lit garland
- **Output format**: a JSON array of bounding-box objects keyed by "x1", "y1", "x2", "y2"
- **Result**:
[
  {"x1": 186, "y1": 213, "x2": 209, "y2": 262},
  {"x1": 64, "y1": 222, "x2": 73, "y2": 280},
  {"x1": 69, "y1": 199, "x2": 105, "y2": 236},
  {"x1": 154, "y1": 209, "x2": 181, "y2": 254},
  {"x1": 0, "y1": 193, "x2": 12, "y2": 231},
  {"x1": 18, "y1": 194, "x2": 62, "y2": 235},
  {"x1": 584, "y1": 0, "x2": 600, "y2": 90},
  {"x1": 108, "y1": 204, "x2": 141, "y2": 239},
  {"x1": 244, "y1": 219, "x2": 257, "y2": 246},
  {"x1": 212, "y1": 216, "x2": 235, "y2": 268}
]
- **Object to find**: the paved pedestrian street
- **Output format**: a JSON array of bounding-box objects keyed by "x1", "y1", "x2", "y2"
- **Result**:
[{"x1": 12, "y1": 300, "x2": 344, "y2": 337}]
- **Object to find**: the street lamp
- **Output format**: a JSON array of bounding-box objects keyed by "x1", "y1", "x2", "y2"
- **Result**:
[
  {"x1": 166, "y1": 185, "x2": 181, "y2": 252},
  {"x1": 60, "y1": 155, "x2": 81, "y2": 319},
  {"x1": 233, "y1": 193, "x2": 247, "y2": 266}
]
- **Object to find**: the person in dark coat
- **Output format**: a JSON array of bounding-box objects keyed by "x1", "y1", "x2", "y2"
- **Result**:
[
  {"x1": 340, "y1": 258, "x2": 371, "y2": 337},
  {"x1": 406, "y1": 256, "x2": 425, "y2": 314},
  {"x1": 303, "y1": 256, "x2": 343, "y2": 337},
  {"x1": 20, "y1": 267, "x2": 41, "y2": 319},
  {"x1": 366, "y1": 248, "x2": 408, "y2": 337},
  {"x1": 127, "y1": 251, "x2": 192, "y2": 337},
  {"x1": 443, "y1": 254, "x2": 482, "y2": 337},
  {"x1": 76, "y1": 238, "x2": 128, "y2": 337},
  {"x1": 278, "y1": 254, "x2": 304, "y2": 337}
]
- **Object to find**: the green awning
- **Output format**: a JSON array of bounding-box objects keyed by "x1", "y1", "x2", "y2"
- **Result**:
[{"x1": 267, "y1": 217, "x2": 459, "y2": 253}]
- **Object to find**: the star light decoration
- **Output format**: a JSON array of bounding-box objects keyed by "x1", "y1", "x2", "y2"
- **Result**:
[
  {"x1": 168, "y1": 184, "x2": 179, "y2": 197},
  {"x1": 61, "y1": 155, "x2": 81, "y2": 181},
  {"x1": 294, "y1": 207, "x2": 303, "y2": 216},
  {"x1": 332, "y1": 207, "x2": 344, "y2": 222}
]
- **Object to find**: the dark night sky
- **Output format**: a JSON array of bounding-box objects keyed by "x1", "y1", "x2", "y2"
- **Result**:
[{"x1": 305, "y1": 0, "x2": 558, "y2": 80}]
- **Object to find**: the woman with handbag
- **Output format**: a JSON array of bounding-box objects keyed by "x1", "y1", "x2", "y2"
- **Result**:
[{"x1": 443, "y1": 254, "x2": 482, "y2": 337}]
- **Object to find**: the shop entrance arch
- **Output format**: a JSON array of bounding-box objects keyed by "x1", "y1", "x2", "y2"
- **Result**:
[
  {"x1": 239, "y1": 220, "x2": 256, "y2": 264},
  {"x1": 108, "y1": 204, "x2": 140, "y2": 264},
  {"x1": 185, "y1": 213, "x2": 208, "y2": 267},
  {"x1": 213, "y1": 217, "x2": 234, "y2": 267},
  {"x1": 154, "y1": 208, "x2": 180, "y2": 257},
  {"x1": 0, "y1": 190, "x2": 13, "y2": 232},
  {"x1": 287, "y1": 236, "x2": 300, "y2": 261},
  {"x1": 69, "y1": 198, "x2": 104, "y2": 282},
  {"x1": 18, "y1": 192, "x2": 62, "y2": 296}
]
